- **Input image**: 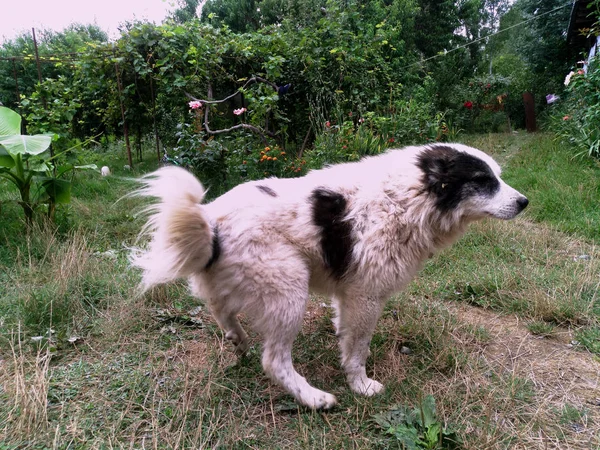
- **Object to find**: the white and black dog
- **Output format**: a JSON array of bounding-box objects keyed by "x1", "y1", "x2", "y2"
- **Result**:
[{"x1": 132, "y1": 143, "x2": 528, "y2": 409}]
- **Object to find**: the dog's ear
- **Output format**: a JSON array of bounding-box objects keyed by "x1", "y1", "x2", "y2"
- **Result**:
[{"x1": 418, "y1": 147, "x2": 456, "y2": 194}]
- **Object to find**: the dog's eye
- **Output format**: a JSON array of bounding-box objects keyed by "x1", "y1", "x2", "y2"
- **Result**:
[{"x1": 471, "y1": 174, "x2": 491, "y2": 183}]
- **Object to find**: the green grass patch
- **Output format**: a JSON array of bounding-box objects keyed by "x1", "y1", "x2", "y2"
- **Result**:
[{"x1": 1, "y1": 135, "x2": 599, "y2": 448}]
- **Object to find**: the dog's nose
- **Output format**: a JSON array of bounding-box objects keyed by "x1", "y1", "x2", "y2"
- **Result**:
[{"x1": 516, "y1": 196, "x2": 529, "y2": 210}]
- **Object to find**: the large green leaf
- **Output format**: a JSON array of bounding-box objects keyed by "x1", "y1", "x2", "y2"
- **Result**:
[
  {"x1": 0, "y1": 106, "x2": 21, "y2": 136},
  {"x1": 55, "y1": 163, "x2": 98, "y2": 178},
  {"x1": 0, "y1": 134, "x2": 53, "y2": 156},
  {"x1": 40, "y1": 178, "x2": 72, "y2": 204},
  {"x1": 0, "y1": 146, "x2": 15, "y2": 168}
]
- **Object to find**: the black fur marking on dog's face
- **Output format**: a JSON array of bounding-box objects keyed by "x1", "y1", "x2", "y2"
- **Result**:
[
  {"x1": 204, "y1": 226, "x2": 221, "y2": 270},
  {"x1": 417, "y1": 145, "x2": 500, "y2": 212},
  {"x1": 311, "y1": 188, "x2": 353, "y2": 279},
  {"x1": 256, "y1": 185, "x2": 278, "y2": 197}
]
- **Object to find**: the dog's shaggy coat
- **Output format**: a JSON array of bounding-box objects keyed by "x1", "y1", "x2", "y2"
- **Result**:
[{"x1": 132, "y1": 143, "x2": 528, "y2": 409}]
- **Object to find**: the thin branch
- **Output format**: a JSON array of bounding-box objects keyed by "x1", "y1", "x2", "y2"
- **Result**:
[
  {"x1": 299, "y1": 124, "x2": 312, "y2": 159},
  {"x1": 185, "y1": 76, "x2": 279, "y2": 105},
  {"x1": 199, "y1": 81, "x2": 276, "y2": 145}
]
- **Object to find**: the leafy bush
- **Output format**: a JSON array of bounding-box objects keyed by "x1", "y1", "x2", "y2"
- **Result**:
[
  {"x1": 554, "y1": 57, "x2": 600, "y2": 158},
  {"x1": 449, "y1": 75, "x2": 511, "y2": 133}
]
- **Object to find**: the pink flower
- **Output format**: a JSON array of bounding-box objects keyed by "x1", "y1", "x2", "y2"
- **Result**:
[
  {"x1": 233, "y1": 107, "x2": 247, "y2": 115},
  {"x1": 189, "y1": 100, "x2": 203, "y2": 110},
  {"x1": 358, "y1": 118, "x2": 365, "y2": 123},
  {"x1": 325, "y1": 121, "x2": 331, "y2": 128},
  {"x1": 577, "y1": 69, "x2": 585, "y2": 75},
  {"x1": 563, "y1": 115, "x2": 570, "y2": 121}
]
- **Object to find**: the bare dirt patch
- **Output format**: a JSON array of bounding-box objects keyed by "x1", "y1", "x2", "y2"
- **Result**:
[{"x1": 452, "y1": 304, "x2": 600, "y2": 449}]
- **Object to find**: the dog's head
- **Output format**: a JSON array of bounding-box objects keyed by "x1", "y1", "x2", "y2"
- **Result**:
[{"x1": 416, "y1": 144, "x2": 528, "y2": 220}]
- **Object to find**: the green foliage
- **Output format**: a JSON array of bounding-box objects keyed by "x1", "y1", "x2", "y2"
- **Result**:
[
  {"x1": 19, "y1": 76, "x2": 82, "y2": 150},
  {"x1": 170, "y1": 123, "x2": 229, "y2": 193},
  {"x1": 373, "y1": 395, "x2": 461, "y2": 449},
  {"x1": 554, "y1": 58, "x2": 600, "y2": 158},
  {"x1": 0, "y1": 106, "x2": 96, "y2": 223},
  {"x1": 0, "y1": 25, "x2": 109, "y2": 110},
  {"x1": 450, "y1": 74, "x2": 511, "y2": 133}
]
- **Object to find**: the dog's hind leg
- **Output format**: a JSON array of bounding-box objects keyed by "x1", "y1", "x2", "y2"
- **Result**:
[
  {"x1": 189, "y1": 278, "x2": 249, "y2": 355},
  {"x1": 335, "y1": 295, "x2": 385, "y2": 396},
  {"x1": 256, "y1": 293, "x2": 337, "y2": 410},
  {"x1": 212, "y1": 306, "x2": 249, "y2": 355}
]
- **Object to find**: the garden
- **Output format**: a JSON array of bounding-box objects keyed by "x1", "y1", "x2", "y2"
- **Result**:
[{"x1": 1, "y1": 0, "x2": 600, "y2": 448}]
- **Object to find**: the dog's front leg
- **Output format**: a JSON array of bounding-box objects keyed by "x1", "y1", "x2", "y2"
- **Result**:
[{"x1": 335, "y1": 295, "x2": 385, "y2": 396}]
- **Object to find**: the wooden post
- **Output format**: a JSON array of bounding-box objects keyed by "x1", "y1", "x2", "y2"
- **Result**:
[{"x1": 114, "y1": 61, "x2": 133, "y2": 168}]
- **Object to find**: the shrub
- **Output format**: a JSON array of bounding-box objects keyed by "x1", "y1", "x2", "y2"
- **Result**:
[
  {"x1": 449, "y1": 75, "x2": 512, "y2": 133},
  {"x1": 554, "y1": 57, "x2": 600, "y2": 158}
]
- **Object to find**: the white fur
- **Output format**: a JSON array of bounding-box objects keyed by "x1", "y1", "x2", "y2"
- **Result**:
[{"x1": 131, "y1": 143, "x2": 527, "y2": 409}]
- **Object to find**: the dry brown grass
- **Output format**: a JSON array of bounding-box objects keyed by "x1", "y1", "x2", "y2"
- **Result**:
[{"x1": 3, "y1": 333, "x2": 51, "y2": 439}]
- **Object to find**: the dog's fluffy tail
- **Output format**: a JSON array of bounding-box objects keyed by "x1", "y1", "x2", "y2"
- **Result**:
[{"x1": 131, "y1": 166, "x2": 214, "y2": 292}]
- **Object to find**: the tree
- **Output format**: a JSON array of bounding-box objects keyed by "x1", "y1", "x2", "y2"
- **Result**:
[
  {"x1": 512, "y1": 0, "x2": 571, "y2": 96},
  {"x1": 169, "y1": 0, "x2": 201, "y2": 24}
]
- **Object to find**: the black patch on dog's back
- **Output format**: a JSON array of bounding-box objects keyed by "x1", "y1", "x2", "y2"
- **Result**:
[
  {"x1": 311, "y1": 188, "x2": 353, "y2": 279},
  {"x1": 417, "y1": 145, "x2": 500, "y2": 212},
  {"x1": 204, "y1": 226, "x2": 221, "y2": 270},
  {"x1": 256, "y1": 185, "x2": 278, "y2": 197}
]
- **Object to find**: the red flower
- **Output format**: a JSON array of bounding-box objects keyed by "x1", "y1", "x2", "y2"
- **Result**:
[
  {"x1": 388, "y1": 137, "x2": 395, "y2": 143},
  {"x1": 563, "y1": 115, "x2": 570, "y2": 121},
  {"x1": 464, "y1": 101, "x2": 473, "y2": 109},
  {"x1": 325, "y1": 121, "x2": 331, "y2": 128}
]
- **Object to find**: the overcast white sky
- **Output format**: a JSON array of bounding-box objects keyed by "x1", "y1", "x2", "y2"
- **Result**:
[{"x1": 0, "y1": 0, "x2": 175, "y2": 43}]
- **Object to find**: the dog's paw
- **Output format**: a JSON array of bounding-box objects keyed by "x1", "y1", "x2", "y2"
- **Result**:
[
  {"x1": 225, "y1": 331, "x2": 249, "y2": 355},
  {"x1": 234, "y1": 339, "x2": 249, "y2": 356},
  {"x1": 349, "y1": 377, "x2": 384, "y2": 396},
  {"x1": 298, "y1": 388, "x2": 337, "y2": 410}
]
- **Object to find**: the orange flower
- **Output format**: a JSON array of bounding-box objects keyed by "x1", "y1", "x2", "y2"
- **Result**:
[
  {"x1": 265, "y1": 147, "x2": 271, "y2": 152},
  {"x1": 273, "y1": 157, "x2": 277, "y2": 161},
  {"x1": 280, "y1": 151, "x2": 286, "y2": 156},
  {"x1": 242, "y1": 160, "x2": 247, "y2": 165},
  {"x1": 267, "y1": 156, "x2": 273, "y2": 161}
]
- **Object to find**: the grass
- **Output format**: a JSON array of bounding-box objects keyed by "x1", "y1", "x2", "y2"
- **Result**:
[{"x1": 0, "y1": 132, "x2": 599, "y2": 448}]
